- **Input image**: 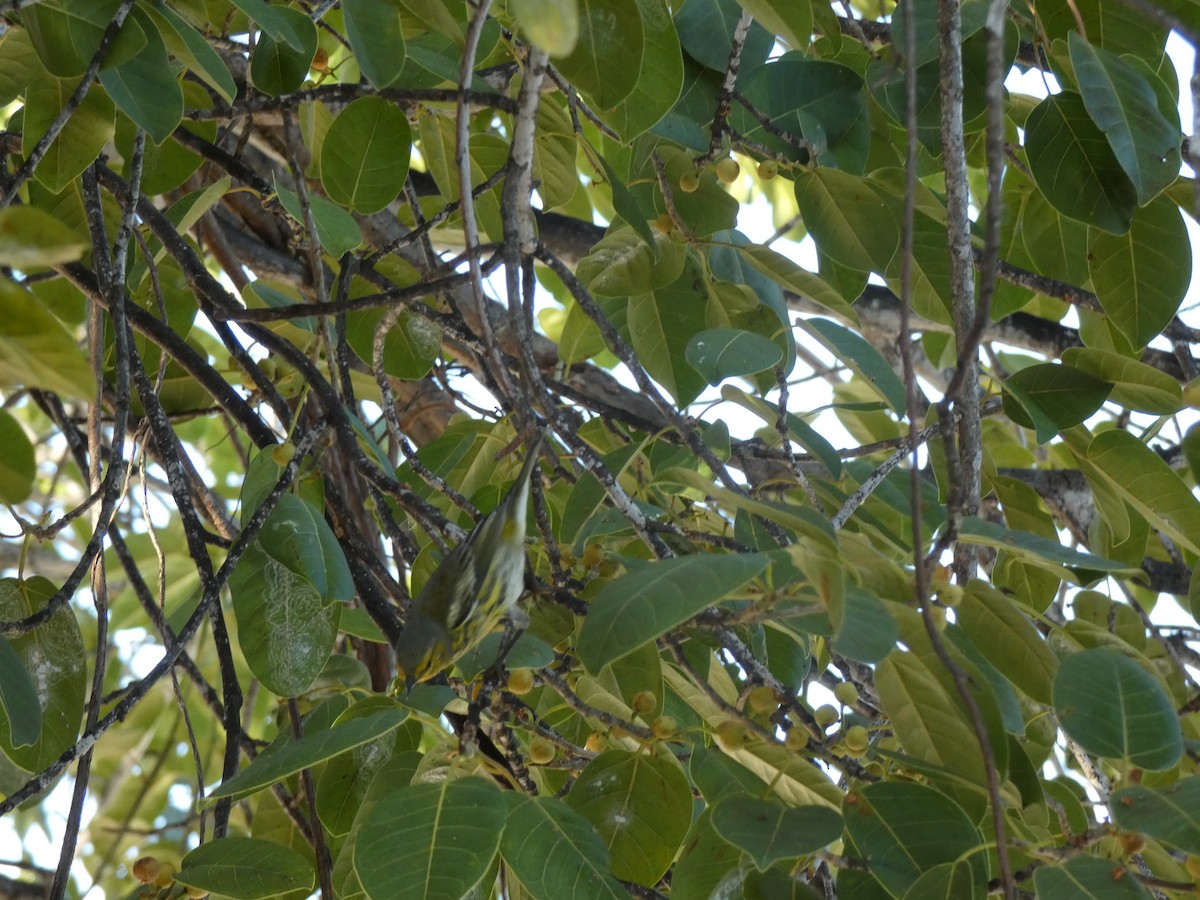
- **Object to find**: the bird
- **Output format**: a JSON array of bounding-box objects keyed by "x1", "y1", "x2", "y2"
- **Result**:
[{"x1": 394, "y1": 433, "x2": 544, "y2": 691}]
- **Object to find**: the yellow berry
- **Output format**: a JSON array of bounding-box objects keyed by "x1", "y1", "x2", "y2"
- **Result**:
[
  {"x1": 844, "y1": 725, "x2": 869, "y2": 753},
  {"x1": 715, "y1": 158, "x2": 740, "y2": 183},
  {"x1": 507, "y1": 668, "x2": 535, "y2": 695},
  {"x1": 528, "y1": 737, "x2": 555, "y2": 764},
  {"x1": 747, "y1": 685, "x2": 777, "y2": 715},
  {"x1": 585, "y1": 731, "x2": 607, "y2": 753},
  {"x1": 1185, "y1": 854, "x2": 1200, "y2": 880},
  {"x1": 651, "y1": 715, "x2": 676, "y2": 739},
  {"x1": 756, "y1": 159, "x2": 778, "y2": 179},
  {"x1": 153, "y1": 862, "x2": 176, "y2": 889},
  {"x1": 939, "y1": 584, "x2": 964, "y2": 608},
  {"x1": 714, "y1": 721, "x2": 746, "y2": 752},
  {"x1": 814, "y1": 704, "x2": 840, "y2": 728},
  {"x1": 132, "y1": 857, "x2": 160, "y2": 884},
  {"x1": 678, "y1": 170, "x2": 701, "y2": 193},
  {"x1": 582, "y1": 543, "x2": 604, "y2": 568},
  {"x1": 833, "y1": 682, "x2": 859, "y2": 706},
  {"x1": 653, "y1": 213, "x2": 674, "y2": 232},
  {"x1": 270, "y1": 443, "x2": 295, "y2": 466},
  {"x1": 785, "y1": 729, "x2": 808, "y2": 753},
  {"x1": 631, "y1": 690, "x2": 657, "y2": 718}
]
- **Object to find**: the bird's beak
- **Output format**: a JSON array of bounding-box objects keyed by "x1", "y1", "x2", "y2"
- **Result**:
[{"x1": 405, "y1": 672, "x2": 417, "y2": 694}]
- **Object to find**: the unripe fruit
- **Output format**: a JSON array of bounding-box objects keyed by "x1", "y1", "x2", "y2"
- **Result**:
[
  {"x1": 785, "y1": 729, "x2": 808, "y2": 753},
  {"x1": 844, "y1": 725, "x2": 869, "y2": 753},
  {"x1": 833, "y1": 682, "x2": 859, "y2": 706},
  {"x1": 928, "y1": 605, "x2": 947, "y2": 631},
  {"x1": 1184, "y1": 854, "x2": 1200, "y2": 880},
  {"x1": 132, "y1": 857, "x2": 160, "y2": 884},
  {"x1": 939, "y1": 583, "x2": 964, "y2": 608},
  {"x1": 653, "y1": 213, "x2": 674, "y2": 232},
  {"x1": 528, "y1": 737, "x2": 555, "y2": 764},
  {"x1": 270, "y1": 443, "x2": 295, "y2": 466},
  {"x1": 678, "y1": 170, "x2": 701, "y2": 193},
  {"x1": 714, "y1": 721, "x2": 747, "y2": 752},
  {"x1": 715, "y1": 158, "x2": 740, "y2": 183},
  {"x1": 651, "y1": 716, "x2": 677, "y2": 739},
  {"x1": 747, "y1": 685, "x2": 777, "y2": 714},
  {"x1": 582, "y1": 543, "x2": 604, "y2": 568},
  {"x1": 757, "y1": 159, "x2": 778, "y2": 180},
  {"x1": 507, "y1": 668, "x2": 535, "y2": 695},
  {"x1": 631, "y1": 690, "x2": 657, "y2": 718},
  {"x1": 814, "y1": 704, "x2": 840, "y2": 728},
  {"x1": 154, "y1": 862, "x2": 177, "y2": 889},
  {"x1": 1117, "y1": 832, "x2": 1145, "y2": 856},
  {"x1": 312, "y1": 47, "x2": 330, "y2": 73},
  {"x1": 585, "y1": 731, "x2": 607, "y2": 753}
]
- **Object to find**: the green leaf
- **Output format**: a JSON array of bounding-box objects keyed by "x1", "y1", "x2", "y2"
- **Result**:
[
  {"x1": 1087, "y1": 428, "x2": 1200, "y2": 556},
  {"x1": 957, "y1": 517, "x2": 1131, "y2": 580},
  {"x1": 672, "y1": 808, "x2": 745, "y2": 898},
  {"x1": 22, "y1": 0, "x2": 146, "y2": 77},
  {"x1": 0, "y1": 206, "x2": 87, "y2": 269},
  {"x1": 148, "y1": 1, "x2": 237, "y2": 103},
  {"x1": 831, "y1": 586, "x2": 898, "y2": 664},
  {"x1": 1032, "y1": 855, "x2": 1154, "y2": 899},
  {"x1": 344, "y1": 307, "x2": 441, "y2": 381},
  {"x1": 0, "y1": 276, "x2": 96, "y2": 399},
  {"x1": 229, "y1": 0, "x2": 314, "y2": 51},
  {"x1": 627, "y1": 268, "x2": 710, "y2": 406},
  {"x1": 1025, "y1": 91, "x2": 1138, "y2": 234},
  {"x1": 0, "y1": 411, "x2": 35, "y2": 505},
  {"x1": 797, "y1": 318, "x2": 907, "y2": 414},
  {"x1": 1088, "y1": 196, "x2": 1190, "y2": 349},
  {"x1": 343, "y1": 0, "x2": 406, "y2": 87},
  {"x1": 596, "y1": 0, "x2": 683, "y2": 139},
  {"x1": 1111, "y1": 777, "x2": 1200, "y2": 853},
  {"x1": 842, "y1": 782, "x2": 984, "y2": 899},
  {"x1": 793, "y1": 168, "x2": 899, "y2": 273},
  {"x1": 566, "y1": 749, "x2": 691, "y2": 885},
  {"x1": 686, "y1": 328, "x2": 782, "y2": 385},
  {"x1": 274, "y1": 184, "x2": 364, "y2": 258},
  {"x1": 1069, "y1": 32, "x2": 1180, "y2": 204},
  {"x1": 0, "y1": 636, "x2": 40, "y2": 748},
  {"x1": 249, "y1": 6, "x2": 317, "y2": 96},
  {"x1": 98, "y1": 11, "x2": 182, "y2": 144},
  {"x1": 576, "y1": 226, "x2": 685, "y2": 296},
  {"x1": 902, "y1": 862, "x2": 984, "y2": 900},
  {"x1": 0, "y1": 577, "x2": 85, "y2": 771},
  {"x1": 956, "y1": 581, "x2": 1057, "y2": 704},
  {"x1": 1053, "y1": 647, "x2": 1182, "y2": 769},
  {"x1": 22, "y1": 74, "x2": 115, "y2": 194},
  {"x1": 720, "y1": 385, "x2": 841, "y2": 477},
  {"x1": 594, "y1": 153, "x2": 657, "y2": 251},
  {"x1": 578, "y1": 552, "x2": 770, "y2": 671},
  {"x1": 207, "y1": 708, "x2": 408, "y2": 802},
  {"x1": 732, "y1": 0, "x2": 812, "y2": 50},
  {"x1": 0, "y1": 28, "x2": 40, "y2": 107},
  {"x1": 510, "y1": 0, "x2": 580, "y2": 56},
  {"x1": 176, "y1": 837, "x2": 315, "y2": 900},
  {"x1": 675, "y1": 0, "x2": 774, "y2": 73},
  {"x1": 710, "y1": 796, "x2": 842, "y2": 870},
  {"x1": 1061, "y1": 348, "x2": 1182, "y2": 414},
  {"x1": 356, "y1": 776, "x2": 508, "y2": 899},
  {"x1": 555, "y1": 0, "x2": 644, "y2": 110},
  {"x1": 1001, "y1": 362, "x2": 1112, "y2": 444},
  {"x1": 501, "y1": 794, "x2": 625, "y2": 898},
  {"x1": 737, "y1": 243, "x2": 858, "y2": 322},
  {"x1": 320, "y1": 96, "x2": 412, "y2": 214}
]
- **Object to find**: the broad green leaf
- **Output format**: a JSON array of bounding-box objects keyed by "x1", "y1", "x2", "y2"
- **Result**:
[
  {"x1": 957, "y1": 517, "x2": 1131, "y2": 581},
  {"x1": 510, "y1": 0, "x2": 580, "y2": 56},
  {"x1": 1025, "y1": 91, "x2": 1138, "y2": 234},
  {"x1": 566, "y1": 750, "x2": 691, "y2": 885},
  {"x1": 0, "y1": 206, "x2": 87, "y2": 269},
  {"x1": 0, "y1": 276, "x2": 96, "y2": 399},
  {"x1": 733, "y1": 0, "x2": 812, "y2": 50},
  {"x1": 207, "y1": 708, "x2": 408, "y2": 801},
  {"x1": 797, "y1": 318, "x2": 907, "y2": 413},
  {"x1": 532, "y1": 97, "x2": 578, "y2": 210},
  {"x1": 686, "y1": 328, "x2": 782, "y2": 385},
  {"x1": 343, "y1": 0, "x2": 406, "y2": 87},
  {"x1": 0, "y1": 577, "x2": 85, "y2": 771},
  {"x1": 253, "y1": 493, "x2": 355, "y2": 603},
  {"x1": 1061, "y1": 348, "x2": 1182, "y2": 414},
  {"x1": 274, "y1": 184, "x2": 364, "y2": 258},
  {"x1": 1088, "y1": 197, "x2": 1190, "y2": 349},
  {"x1": 597, "y1": 0, "x2": 683, "y2": 139},
  {"x1": 22, "y1": 0, "x2": 146, "y2": 77},
  {"x1": 902, "y1": 861, "x2": 984, "y2": 900},
  {"x1": 0, "y1": 411, "x2": 35, "y2": 505},
  {"x1": 1087, "y1": 428, "x2": 1200, "y2": 556},
  {"x1": 22, "y1": 75, "x2": 115, "y2": 194},
  {"x1": 578, "y1": 553, "x2": 770, "y2": 671},
  {"x1": 842, "y1": 782, "x2": 984, "y2": 899},
  {"x1": 1111, "y1": 777, "x2": 1200, "y2": 853},
  {"x1": 576, "y1": 226, "x2": 685, "y2": 296},
  {"x1": 1018, "y1": 188, "x2": 1091, "y2": 286},
  {"x1": 1032, "y1": 855, "x2": 1154, "y2": 899},
  {"x1": 176, "y1": 837, "x2": 314, "y2": 899},
  {"x1": 737, "y1": 243, "x2": 858, "y2": 322},
  {"x1": 501, "y1": 794, "x2": 625, "y2": 899},
  {"x1": 956, "y1": 581, "x2": 1057, "y2": 704},
  {"x1": 793, "y1": 168, "x2": 899, "y2": 273},
  {"x1": 0, "y1": 28, "x2": 39, "y2": 106},
  {"x1": 321, "y1": 96, "x2": 412, "y2": 214},
  {"x1": 594, "y1": 152, "x2": 656, "y2": 251},
  {"x1": 344, "y1": 308, "x2": 441, "y2": 381},
  {"x1": 148, "y1": 1, "x2": 237, "y2": 103},
  {"x1": 1001, "y1": 362, "x2": 1112, "y2": 443},
  {"x1": 714, "y1": 736, "x2": 843, "y2": 808},
  {"x1": 229, "y1": 0, "x2": 314, "y2": 50},
  {"x1": 720, "y1": 385, "x2": 841, "y2": 477},
  {"x1": 675, "y1": 0, "x2": 774, "y2": 74},
  {"x1": 672, "y1": 809, "x2": 744, "y2": 898},
  {"x1": 1053, "y1": 647, "x2": 1182, "y2": 769},
  {"x1": 1069, "y1": 32, "x2": 1179, "y2": 204},
  {"x1": 98, "y1": 11, "x2": 182, "y2": 144},
  {"x1": 356, "y1": 777, "x2": 508, "y2": 899},
  {"x1": 710, "y1": 796, "x2": 842, "y2": 869},
  {"x1": 0, "y1": 636, "x2": 40, "y2": 748},
  {"x1": 627, "y1": 270, "x2": 710, "y2": 406},
  {"x1": 555, "y1": 0, "x2": 643, "y2": 110},
  {"x1": 249, "y1": 6, "x2": 317, "y2": 96},
  {"x1": 831, "y1": 586, "x2": 898, "y2": 664}
]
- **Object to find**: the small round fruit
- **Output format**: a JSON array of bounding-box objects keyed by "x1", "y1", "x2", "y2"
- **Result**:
[
  {"x1": 582, "y1": 543, "x2": 604, "y2": 568},
  {"x1": 528, "y1": 737, "x2": 555, "y2": 764},
  {"x1": 833, "y1": 682, "x2": 859, "y2": 706},
  {"x1": 714, "y1": 721, "x2": 747, "y2": 752},
  {"x1": 270, "y1": 443, "x2": 296, "y2": 467},
  {"x1": 814, "y1": 704, "x2": 840, "y2": 728},
  {"x1": 507, "y1": 668, "x2": 535, "y2": 695},
  {"x1": 678, "y1": 170, "x2": 701, "y2": 193},
  {"x1": 1184, "y1": 854, "x2": 1200, "y2": 880},
  {"x1": 785, "y1": 729, "x2": 808, "y2": 753},
  {"x1": 653, "y1": 213, "x2": 674, "y2": 233},
  {"x1": 928, "y1": 605, "x2": 948, "y2": 632},
  {"x1": 631, "y1": 690, "x2": 657, "y2": 717},
  {"x1": 756, "y1": 160, "x2": 778, "y2": 180},
  {"x1": 715, "y1": 158, "x2": 741, "y2": 183},
  {"x1": 747, "y1": 685, "x2": 777, "y2": 715},
  {"x1": 651, "y1": 715, "x2": 677, "y2": 739},
  {"x1": 1117, "y1": 832, "x2": 1145, "y2": 856},
  {"x1": 132, "y1": 857, "x2": 160, "y2": 884},
  {"x1": 938, "y1": 583, "x2": 964, "y2": 608},
  {"x1": 154, "y1": 862, "x2": 177, "y2": 889},
  {"x1": 585, "y1": 731, "x2": 607, "y2": 753},
  {"x1": 844, "y1": 725, "x2": 869, "y2": 753}
]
